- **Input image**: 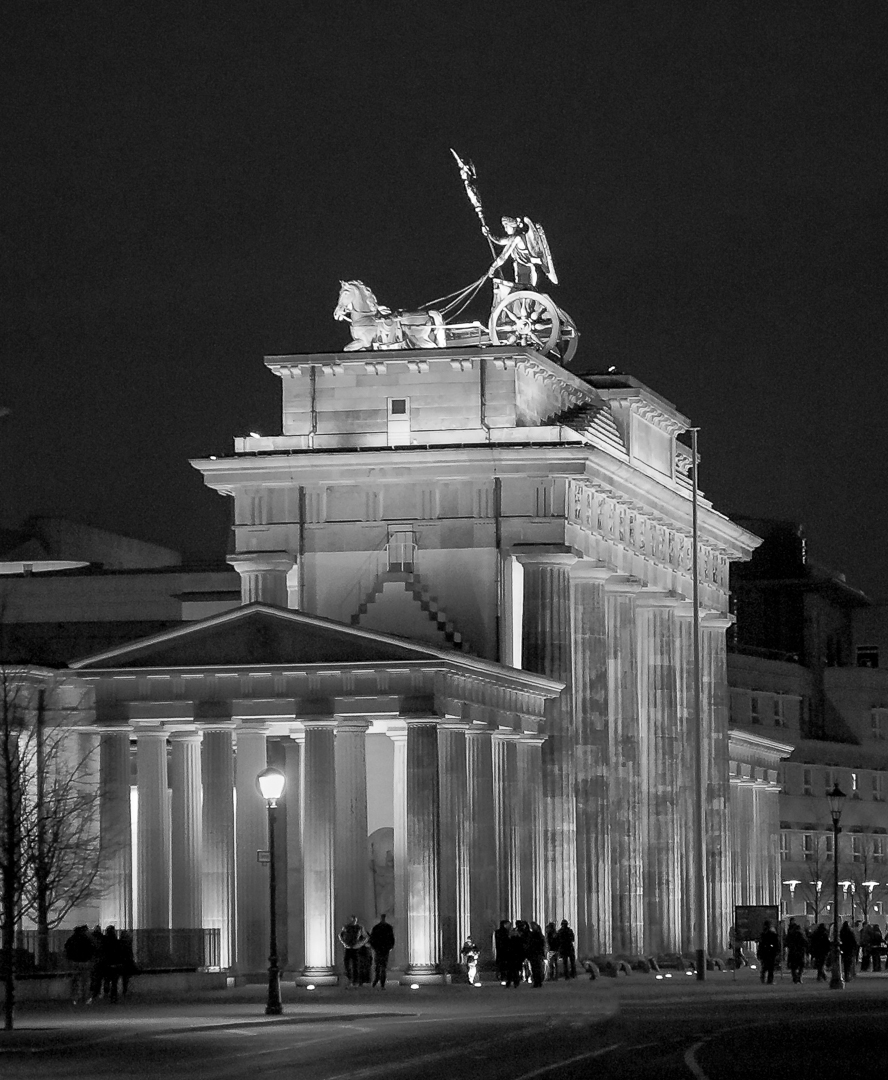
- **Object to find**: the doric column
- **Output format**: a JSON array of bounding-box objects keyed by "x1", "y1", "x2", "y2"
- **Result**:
[
  {"x1": 465, "y1": 727, "x2": 497, "y2": 958},
  {"x1": 227, "y1": 552, "x2": 294, "y2": 607},
  {"x1": 605, "y1": 576, "x2": 644, "y2": 955},
  {"x1": 135, "y1": 728, "x2": 170, "y2": 928},
  {"x1": 702, "y1": 614, "x2": 733, "y2": 954},
  {"x1": 170, "y1": 731, "x2": 203, "y2": 929},
  {"x1": 636, "y1": 592, "x2": 680, "y2": 954},
  {"x1": 300, "y1": 720, "x2": 337, "y2": 983},
  {"x1": 284, "y1": 735, "x2": 304, "y2": 973},
  {"x1": 492, "y1": 731, "x2": 521, "y2": 921},
  {"x1": 388, "y1": 726, "x2": 408, "y2": 971},
  {"x1": 99, "y1": 728, "x2": 132, "y2": 928},
  {"x1": 200, "y1": 724, "x2": 235, "y2": 970},
  {"x1": 517, "y1": 550, "x2": 577, "y2": 933},
  {"x1": 570, "y1": 562, "x2": 612, "y2": 955},
  {"x1": 517, "y1": 737, "x2": 545, "y2": 924},
  {"x1": 402, "y1": 719, "x2": 443, "y2": 981},
  {"x1": 334, "y1": 719, "x2": 372, "y2": 937},
  {"x1": 234, "y1": 725, "x2": 268, "y2": 974},
  {"x1": 437, "y1": 723, "x2": 469, "y2": 972}
]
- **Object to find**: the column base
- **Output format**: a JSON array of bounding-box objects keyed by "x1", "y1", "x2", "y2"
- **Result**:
[
  {"x1": 400, "y1": 968, "x2": 445, "y2": 985},
  {"x1": 295, "y1": 968, "x2": 340, "y2": 987}
]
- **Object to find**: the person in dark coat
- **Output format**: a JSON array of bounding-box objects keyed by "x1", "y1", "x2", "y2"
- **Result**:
[
  {"x1": 118, "y1": 930, "x2": 139, "y2": 998},
  {"x1": 100, "y1": 926, "x2": 125, "y2": 1003},
  {"x1": 756, "y1": 920, "x2": 780, "y2": 984},
  {"x1": 526, "y1": 923, "x2": 547, "y2": 988},
  {"x1": 784, "y1": 920, "x2": 807, "y2": 983},
  {"x1": 88, "y1": 924, "x2": 104, "y2": 1002},
  {"x1": 556, "y1": 920, "x2": 577, "y2": 979},
  {"x1": 505, "y1": 924, "x2": 526, "y2": 988},
  {"x1": 368, "y1": 914, "x2": 395, "y2": 989},
  {"x1": 839, "y1": 921, "x2": 858, "y2": 982},
  {"x1": 64, "y1": 925, "x2": 94, "y2": 1004},
  {"x1": 494, "y1": 920, "x2": 511, "y2": 984},
  {"x1": 545, "y1": 922, "x2": 560, "y2": 980},
  {"x1": 870, "y1": 923, "x2": 884, "y2": 973},
  {"x1": 808, "y1": 923, "x2": 830, "y2": 981}
]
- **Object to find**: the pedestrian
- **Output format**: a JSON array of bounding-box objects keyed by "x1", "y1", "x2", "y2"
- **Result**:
[
  {"x1": 756, "y1": 920, "x2": 780, "y2": 984},
  {"x1": 808, "y1": 923, "x2": 830, "y2": 981},
  {"x1": 839, "y1": 921, "x2": 858, "y2": 982},
  {"x1": 870, "y1": 923, "x2": 884, "y2": 973},
  {"x1": 859, "y1": 921, "x2": 873, "y2": 972},
  {"x1": 338, "y1": 915, "x2": 369, "y2": 987},
  {"x1": 494, "y1": 920, "x2": 511, "y2": 984},
  {"x1": 505, "y1": 923, "x2": 526, "y2": 988},
  {"x1": 119, "y1": 930, "x2": 139, "y2": 998},
  {"x1": 785, "y1": 919, "x2": 806, "y2": 984},
  {"x1": 527, "y1": 922, "x2": 547, "y2": 988},
  {"x1": 88, "y1": 924, "x2": 104, "y2": 1002},
  {"x1": 461, "y1": 935, "x2": 480, "y2": 985},
  {"x1": 100, "y1": 926, "x2": 125, "y2": 1003},
  {"x1": 368, "y1": 913, "x2": 395, "y2": 989},
  {"x1": 63, "y1": 925, "x2": 95, "y2": 1004},
  {"x1": 556, "y1": 919, "x2": 577, "y2": 980},
  {"x1": 545, "y1": 922, "x2": 560, "y2": 980}
]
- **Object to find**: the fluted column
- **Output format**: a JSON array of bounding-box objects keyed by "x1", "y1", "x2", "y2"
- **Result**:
[
  {"x1": 300, "y1": 720, "x2": 337, "y2": 982},
  {"x1": 400, "y1": 719, "x2": 443, "y2": 981},
  {"x1": 136, "y1": 728, "x2": 170, "y2": 928},
  {"x1": 388, "y1": 726, "x2": 408, "y2": 971},
  {"x1": 335, "y1": 719, "x2": 372, "y2": 936},
  {"x1": 493, "y1": 732, "x2": 521, "y2": 920},
  {"x1": 606, "y1": 577, "x2": 644, "y2": 955},
  {"x1": 465, "y1": 727, "x2": 497, "y2": 959},
  {"x1": 570, "y1": 562, "x2": 612, "y2": 955},
  {"x1": 170, "y1": 731, "x2": 203, "y2": 928},
  {"x1": 437, "y1": 723, "x2": 469, "y2": 972},
  {"x1": 702, "y1": 615, "x2": 733, "y2": 954},
  {"x1": 200, "y1": 725, "x2": 235, "y2": 969},
  {"x1": 636, "y1": 592, "x2": 680, "y2": 954},
  {"x1": 99, "y1": 728, "x2": 133, "y2": 928},
  {"x1": 517, "y1": 737, "x2": 545, "y2": 924},
  {"x1": 234, "y1": 726, "x2": 268, "y2": 973},
  {"x1": 674, "y1": 604, "x2": 696, "y2": 954},
  {"x1": 518, "y1": 550, "x2": 577, "y2": 932},
  {"x1": 227, "y1": 552, "x2": 294, "y2": 607},
  {"x1": 284, "y1": 735, "x2": 304, "y2": 973}
]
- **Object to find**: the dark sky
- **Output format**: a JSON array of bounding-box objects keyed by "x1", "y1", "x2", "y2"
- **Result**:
[{"x1": 3, "y1": 3, "x2": 887, "y2": 595}]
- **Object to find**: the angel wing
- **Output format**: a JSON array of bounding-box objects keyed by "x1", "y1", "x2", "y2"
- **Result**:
[{"x1": 523, "y1": 217, "x2": 558, "y2": 285}]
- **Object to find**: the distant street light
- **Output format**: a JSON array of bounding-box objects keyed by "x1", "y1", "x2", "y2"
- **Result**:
[
  {"x1": 258, "y1": 766, "x2": 286, "y2": 1015},
  {"x1": 827, "y1": 782, "x2": 846, "y2": 990}
]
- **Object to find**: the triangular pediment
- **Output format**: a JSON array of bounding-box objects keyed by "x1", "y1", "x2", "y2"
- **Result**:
[{"x1": 70, "y1": 603, "x2": 454, "y2": 670}]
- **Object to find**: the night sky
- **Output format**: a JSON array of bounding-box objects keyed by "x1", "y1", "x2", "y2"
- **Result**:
[{"x1": 3, "y1": 3, "x2": 886, "y2": 596}]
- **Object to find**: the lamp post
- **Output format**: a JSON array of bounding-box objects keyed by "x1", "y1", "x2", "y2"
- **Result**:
[
  {"x1": 827, "y1": 782, "x2": 846, "y2": 990},
  {"x1": 258, "y1": 766, "x2": 286, "y2": 1015}
]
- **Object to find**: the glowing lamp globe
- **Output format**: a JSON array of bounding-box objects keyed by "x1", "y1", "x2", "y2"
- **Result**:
[{"x1": 258, "y1": 766, "x2": 286, "y2": 803}]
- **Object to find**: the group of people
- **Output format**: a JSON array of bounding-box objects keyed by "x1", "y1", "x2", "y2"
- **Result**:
[
  {"x1": 755, "y1": 917, "x2": 885, "y2": 984},
  {"x1": 63, "y1": 924, "x2": 138, "y2": 1004},
  {"x1": 338, "y1": 913, "x2": 395, "y2": 989}
]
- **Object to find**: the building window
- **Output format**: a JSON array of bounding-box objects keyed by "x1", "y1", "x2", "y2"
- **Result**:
[
  {"x1": 750, "y1": 694, "x2": 761, "y2": 724},
  {"x1": 825, "y1": 833, "x2": 834, "y2": 861},
  {"x1": 803, "y1": 768, "x2": 813, "y2": 796},
  {"x1": 857, "y1": 645, "x2": 879, "y2": 668},
  {"x1": 874, "y1": 773, "x2": 885, "y2": 802},
  {"x1": 803, "y1": 833, "x2": 814, "y2": 861},
  {"x1": 825, "y1": 768, "x2": 836, "y2": 794},
  {"x1": 781, "y1": 832, "x2": 790, "y2": 861},
  {"x1": 874, "y1": 837, "x2": 886, "y2": 862},
  {"x1": 852, "y1": 835, "x2": 864, "y2": 863},
  {"x1": 772, "y1": 696, "x2": 786, "y2": 727},
  {"x1": 872, "y1": 709, "x2": 887, "y2": 741},
  {"x1": 851, "y1": 772, "x2": 860, "y2": 798}
]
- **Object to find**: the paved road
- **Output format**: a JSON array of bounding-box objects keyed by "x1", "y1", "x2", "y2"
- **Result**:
[{"x1": 2, "y1": 971, "x2": 886, "y2": 1079}]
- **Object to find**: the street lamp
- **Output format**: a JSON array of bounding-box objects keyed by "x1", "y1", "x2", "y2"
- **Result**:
[
  {"x1": 258, "y1": 766, "x2": 286, "y2": 1015},
  {"x1": 827, "y1": 782, "x2": 846, "y2": 990}
]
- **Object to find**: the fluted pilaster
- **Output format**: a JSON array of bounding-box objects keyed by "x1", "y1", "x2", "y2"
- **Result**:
[
  {"x1": 301, "y1": 721, "x2": 337, "y2": 981},
  {"x1": 99, "y1": 728, "x2": 132, "y2": 928},
  {"x1": 136, "y1": 729, "x2": 170, "y2": 928},
  {"x1": 465, "y1": 727, "x2": 497, "y2": 955},
  {"x1": 334, "y1": 719, "x2": 372, "y2": 936},
  {"x1": 674, "y1": 605, "x2": 696, "y2": 954},
  {"x1": 702, "y1": 615, "x2": 733, "y2": 954},
  {"x1": 636, "y1": 592, "x2": 680, "y2": 954},
  {"x1": 570, "y1": 562, "x2": 612, "y2": 955},
  {"x1": 234, "y1": 726, "x2": 268, "y2": 973},
  {"x1": 605, "y1": 577, "x2": 644, "y2": 955},
  {"x1": 518, "y1": 551, "x2": 577, "y2": 932},
  {"x1": 437, "y1": 724, "x2": 470, "y2": 971},
  {"x1": 200, "y1": 725, "x2": 235, "y2": 969},
  {"x1": 517, "y1": 737, "x2": 545, "y2": 924},
  {"x1": 170, "y1": 731, "x2": 203, "y2": 928},
  {"x1": 284, "y1": 735, "x2": 304, "y2": 973},
  {"x1": 402, "y1": 720, "x2": 442, "y2": 980},
  {"x1": 493, "y1": 732, "x2": 521, "y2": 921}
]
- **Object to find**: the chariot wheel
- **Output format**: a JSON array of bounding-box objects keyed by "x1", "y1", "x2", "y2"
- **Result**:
[
  {"x1": 551, "y1": 308, "x2": 579, "y2": 365},
  {"x1": 489, "y1": 290, "x2": 560, "y2": 356}
]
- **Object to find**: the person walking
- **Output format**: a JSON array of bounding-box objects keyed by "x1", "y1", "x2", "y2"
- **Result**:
[
  {"x1": 338, "y1": 915, "x2": 369, "y2": 988},
  {"x1": 870, "y1": 923, "x2": 884, "y2": 973},
  {"x1": 859, "y1": 922, "x2": 873, "y2": 972},
  {"x1": 756, "y1": 920, "x2": 780, "y2": 984},
  {"x1": 494, "y1": 920, "x2": 511, "y2": 984},
  {"x1": 785, "y1": 919, "x2": 807, "y2": 984},
  {"x1": 461, "y1": 935, "x2": 480, "y2": 986},
  {"x1": 368, "y1": 914, "x2": 395, "y2": 989},
  {"x1": 545, "y1": 922, "x2": 560, "y2": 980},
  {"x1": 809, "y1": 922, "x2": 830, "y2": 981},
  {"x1": 527, "y1": 922, "x2": 547, "y2": 988},
  {"x1": 64, "y1": 925, "x2": 95, "y2": 1004},
  {"x1": 556, "y1": 920, "x2": 577, "y2": 980},
  {"x1": 87, "y1": 925, "x2": 104, "y2": 1002},
  {"x1": 839, "y1": 921, "x2": 858, "y2": 982},
  {"x1": 100, "y1": 926, "x2": 125, "y2": 1003},
  {"x1": 118, "y1": 930, "x2": 139, "y2": 998},
  {"x1": 505, "y1": 923, "x2": 526, "y2": 988}
]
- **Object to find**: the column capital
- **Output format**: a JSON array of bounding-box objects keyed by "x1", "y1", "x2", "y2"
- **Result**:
[
  {"x1": 196, "y1": 721, "x2": 237, "y2": 732},
  {"x1": 300, "y1": 718, "x2": 338, "y2": 730},
  {"x1": 604, "y1": 574, "x2": 644, "y2": 595},
  {"x1": 635, "y1": 589, "x2": 683, "y2": 609},
  {"x1": 168, "y1": 729, "x2": 202, "y2": 744},
  {"x1": 512, "y1": 544, "x2": 577, "y2": 567},
  {"x1": 334, "y1": 716, "x2": 371, "y2": 733},
  {"x1": 701, "y1": 613, "x2": 734, "y2": 631},
  {"x1": 227, "y1": 551, "x2": 295, "y2": 574},
  {"x1": 132, "y1": 725, "x2": 168, "y2": 739},
  {"x1": 402, "y1": 716, "x2": 440, "y2": 729},
  {"x1": 569, "y1": 560, "x2": 614, "y2": 583}
]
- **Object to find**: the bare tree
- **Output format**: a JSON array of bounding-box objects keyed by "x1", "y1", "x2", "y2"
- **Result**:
[
  {"x1": 795, "y1": 835, "x2": 834, "y2": 925},
  {"x1": 846, "y1": 834, "x2": 887, "y2": 924}
]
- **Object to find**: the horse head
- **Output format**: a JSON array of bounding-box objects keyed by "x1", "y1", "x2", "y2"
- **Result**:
[{"x1": 334, "y1": 280, "x2": 379, "y2": 320}]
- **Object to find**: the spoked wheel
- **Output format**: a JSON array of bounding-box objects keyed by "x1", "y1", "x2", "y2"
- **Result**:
[
  {"x1": 551, "y1": 309, "x2": 579, "y2": 365},
  {"x1": 489, "y1": 290, "x2": 560, "y2": 356}
]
